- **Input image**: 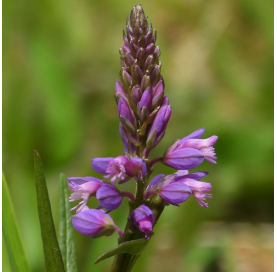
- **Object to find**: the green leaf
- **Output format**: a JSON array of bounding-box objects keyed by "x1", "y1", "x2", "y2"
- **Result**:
[
  {"x1": 33, "y1": 150, "x2": 65, "y2": 272},
  {"x1": 59, "y1": 173, "x2": 77, "y2": 272},
  {"x1": 3, "y1": 173, "x2": 30, "y2": 272},
  {"x1": 95, "y1": 238, "x2": 149, "y2": 264}
]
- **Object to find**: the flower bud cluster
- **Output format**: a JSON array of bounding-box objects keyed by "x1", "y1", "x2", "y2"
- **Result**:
[
  {"x1": 68, "y1": 5, "x2": 218, "y2": 242},
  {"x1": 115, "y1": 5, "x2": 171, "y2": 157}
]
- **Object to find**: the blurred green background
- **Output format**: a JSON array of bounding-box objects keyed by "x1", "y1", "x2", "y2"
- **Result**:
[{"x1": 3, "y1": 0, "x2": 273, "y2": 271}]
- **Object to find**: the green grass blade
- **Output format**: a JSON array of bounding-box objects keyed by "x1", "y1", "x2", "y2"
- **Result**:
[
  {"x1": 59, "y1": 173, "x2": 77, "y2": 272},
  {"x1": 33, "y1": 150, "x2": 65, "y2": 272},
  {"x1": 2, "y1": 173, "x2": 30, "y2": 272}
]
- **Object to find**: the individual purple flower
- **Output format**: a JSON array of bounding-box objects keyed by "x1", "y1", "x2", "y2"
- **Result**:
[
  {"x1": 129, "y1": 205, "x2": 155, "y2": 239},
  {"x1": 91, "y1": 155, "x2": 146, "y2": 184},
  {"x1": 156, "y1": 128, "x2": 218, "y2": 170},
  {"x1": 96, "y1": 182, "x2": 135, "y2": 212},
  {"x1": 146, "y1": 105, "x2": 171, "y2": 150},
  {"x1": 118, "y1": 98, "x2": 137, "y2": 135},
  {"x1": 176, "y1": 129, "x2": 218, "y2": 164},
  {"x1": 68, "y1": 177, "x2": 103, "y2": 213},
  {"x1": 72, "y1": 209, "x2": 123, "y2": 238},
  {"x1": 173, "y1": 170, "x2": 212, "y2": 208},
  {"x1": 145, "y1": 174, "x2": 192, "y2": 205}
]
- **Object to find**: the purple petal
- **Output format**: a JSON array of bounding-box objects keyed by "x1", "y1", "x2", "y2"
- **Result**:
[
  {"x1": 148, "y1": 105, "x2": 171, "y2": 137},
  {"x1": 184, "y1": 171, "x2": 209, "y2": 180},
  {"x1": 119, "y1": 123, "x2": 128, "y2": 153},
  {"x1": 115, "y1": 80, "x2": 127, "y2": 98},
  {"x1": 138, "y1": 215, "x2": 154, "y2": 233},
  {"x1": 152, "y1": 80, "x2": 164, "y2": 97},
  {"x1": 148, "y1": 174, "x2": 165, "y2": 188},
  {"x1": 68, "y1": 176, "x2": 102, "y2": 185},
  {"x1": 130, "y1": 157, "x2": 147, "y2": 178},
  {"x1": 183, "y1": 178, "x2": 212, "y2": 192},
  {"x1": 164, "y1": 147, "x2": 204, "y2": 170},
  {"x1": 178, "y1": 128, "x2": 206, "y2": 146},
  {"x1": 129, "y1": 205, "x2": 154, "y2": 223},
  {"x1": 175, "y1": 170, "x2": 189, "y2": 177},
  {"x1": 178, "y1": 136, "x2": 218, "y2": 150},
  {"x1": 139, "y1": 87, "x2": 152, "y2": 113},
  {"x1": 160, "y1": 182, "x2": 192, "y2": 205},
  {"x1": 91, "y1": 158, "x2": 114, "y2": 174},
  {"x1": 118, "y1": 99, "x2": 136, "y2": 128},
  {"x1": 96, "y1": 185, "x2": 122, "y2": 212},
  {"x1": 72, "y1": 209, "x2": 107, "y2": 236}
]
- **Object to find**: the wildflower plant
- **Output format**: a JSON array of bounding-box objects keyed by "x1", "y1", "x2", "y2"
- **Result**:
[
  {"x1": 3, "y1": 4, "x2": 218, "y2": 272},
  {"x1": 68, "y1": 4, "x2": 218, "y2": 271}
]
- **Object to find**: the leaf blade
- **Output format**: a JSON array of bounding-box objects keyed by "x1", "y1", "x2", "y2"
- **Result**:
[
  {"x1": 59, "y1": 173, "x2": 77, "y2": 272},
  {"x1": 95, "y1": 238, "x2": 148, "y2": 264},
  {"x1": 3, "y1": 173, "x2": 30, "y2": 272},
  {"x1": 34, "y1": 150, "x2": 65, "y2": 272}
]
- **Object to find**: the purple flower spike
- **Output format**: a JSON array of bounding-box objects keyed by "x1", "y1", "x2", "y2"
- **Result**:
[
  {"x1": 182, "y1": 178, "x2": 212, "y2": 208},
  {"x1": 72, "y1": 209, "x2": 123, "y2": 238},
  {"x1": 129, "y1": 205, "x2": 155, "y2": 239},
  {"x1": 96, "y1": 183, "x2": 135, "y2": 212},
  {"x1": 68, "y1": 177, "x2": 103, "y2": 213},
  {"x1": 146, "y1": 105, "x2": 171, "y2": 149},
  {"x1": 118, "y1": 98, "x2": 137, "y2": 135}
]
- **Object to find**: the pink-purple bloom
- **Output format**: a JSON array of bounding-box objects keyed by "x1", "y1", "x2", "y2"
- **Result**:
[
  {"x1": 68, "y1": 177, "x2": 103, "y2": 213},
  {"x1": 96, "y1": 183, "x2": 135, "y2": 212},
  {"x1": 91, "y1": 155, "x2": 146, "y2": 184},
  {"x1": 161, "y1": 128, "x2": 218, "y2": 170},
  {"x1": 174, "y1": 171, "x2": 212, "y2": 208},
  {"x1": 72, "y1": 209, "x2": 123, "y2": 238},
  {"x1": 145, "y1": 174, "x2": 192, "y2": 205},
  {"x1": 129, "y1": 205, "x2": 155, "y2": 239}
]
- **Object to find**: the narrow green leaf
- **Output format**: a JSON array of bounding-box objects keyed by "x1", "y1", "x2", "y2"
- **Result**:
[
  {"x1": 3, "y1": 239, "x2": 12, "y2": 272},
  {"x1": 33, "y1": 150, "x2": 65, "y2": 272},
  {"x1": 59, "y1": 173, "x2": 77, "y2": 272},
  {"x1": 95, "y1": 238, "x2": 149, "y2": 264},
  {"x1": 2, "y1": 173, "x2": 30, "y2": 272}
]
